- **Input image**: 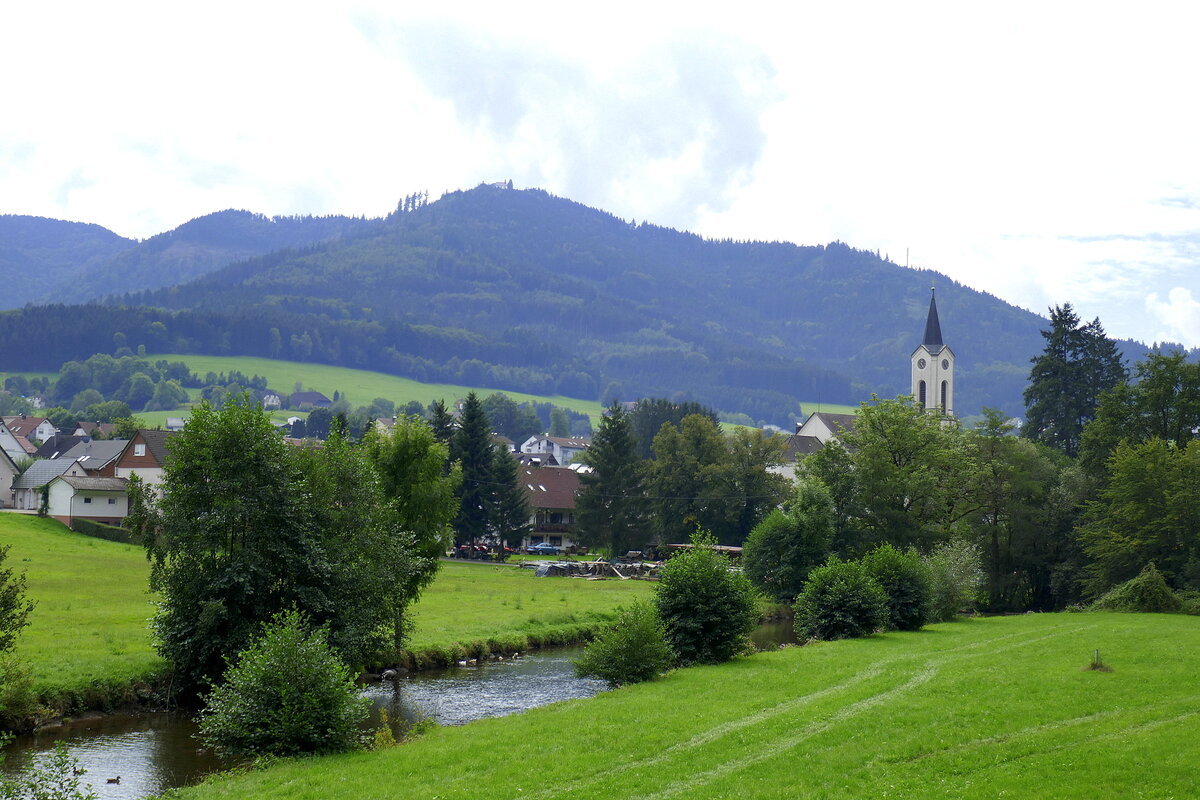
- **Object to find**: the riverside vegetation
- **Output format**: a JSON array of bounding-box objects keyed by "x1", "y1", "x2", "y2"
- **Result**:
[
  {"x1": 165, "y1": 613, "x2": 1200, "y2": 800},
  {"x1": 0, "y1": 514, "x2": 650, "y2": 729}
]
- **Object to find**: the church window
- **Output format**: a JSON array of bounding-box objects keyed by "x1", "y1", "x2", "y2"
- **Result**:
[
  {"x1": 941, "y1": 381, "x2": 948, "y2": 410},
  {"x1": 919, "y1": 380, "x2": 927, "y2": 406}
]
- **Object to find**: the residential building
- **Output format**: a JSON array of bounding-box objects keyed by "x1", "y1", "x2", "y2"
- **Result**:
[
  {"x1": 112, "y1": 429, "x2": 178, "y2": 487},
  {"x1": 518, "y1": 464, "x2": 582, "y2": 550},
  {"x1": 519, "y1": 434, "x2": 590, "y2": 466},
  {"x1": 45, "y1": 475, "x2": 128, "y2": 527}
]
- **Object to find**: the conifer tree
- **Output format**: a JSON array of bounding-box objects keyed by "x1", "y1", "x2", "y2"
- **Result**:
[
  {"x1": 575, "y1": 403, "x2": 646, "y2": 556},
  {"x1": 451, "y1": 393, "x2": 493, "y2": 545},
  {"x1": 428, "y1": 400, "x2": 455, "y2": 444},
  {"x1": 1023, "y1": 305, "x2": 1126, "y2": 457},
  {"x1": 489, "y1": 446, "x2": 531, "y2": 550}
]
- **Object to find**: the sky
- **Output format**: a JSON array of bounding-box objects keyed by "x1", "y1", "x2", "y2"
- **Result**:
[{"x1": 2, "y1": 2, "x2": 1198, "y2": 348}]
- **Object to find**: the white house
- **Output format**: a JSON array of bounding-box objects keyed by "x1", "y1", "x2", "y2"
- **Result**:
[
  {"x1": 520, "y1": 435, "x2": 590, "y2": 466},
  {"x1": 0, "y1": 448, "x2": 18, "y2": 508},
  {"x1": 45, "y1": 475, "x2": 128, "y2": 527}
]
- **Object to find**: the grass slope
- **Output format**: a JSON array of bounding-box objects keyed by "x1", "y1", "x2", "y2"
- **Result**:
[
  {"x1": 4, "y1": 354, "x2": 857, "y2": 424},
  {"x1": 1, "y1": 515, "x2": 163, "y2": 700},
  {"x1": 175, "y1": 613, "x2": 1200, "y2": 800},
  {"x1": 155, "y1": 354, "x2": 609, "y2": 421},
  {"x1": 2, "y1": 516, "x2": 647, "y2": 708}
]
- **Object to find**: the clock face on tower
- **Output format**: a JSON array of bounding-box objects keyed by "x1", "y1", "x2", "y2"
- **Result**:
[
  {"x1": 942, "y1": 359, "x2": 949, "y2": 370},
  {"x1": 918, "y1": 358, "x2": 927, "y2": 369}
]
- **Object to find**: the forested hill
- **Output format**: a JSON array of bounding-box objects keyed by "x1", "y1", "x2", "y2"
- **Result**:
[
  {"x1": 0, "y1": 187, "x2": 1152, "y2": 422},
  {"x1": 0, "y1": 215, "x2": 134, "y2": 302},
  {"x1": 0, "y1": 210, "x2": 376, "y2": 308}
]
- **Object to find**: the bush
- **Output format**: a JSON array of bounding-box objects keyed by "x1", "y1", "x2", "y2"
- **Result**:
[
  {"x1": 198, "y1": 610, "x2": 368, "y2": 758},
  {"x1": 70, "y1": 518, "x2": 136, "y2": 544},
  {"x1": 654, "y1": 531, "x2": 759, "y2": 665},
  {"x1": 1090, "y1": 563, "x2": 1183, "y2": 613},
  {"x1": 573, "y1": 601, "x2": 674, "y2": 687},
  {"x1": 0, "y1": 544, "x2": 35, "y2": 656},
  {"x1": 742, "y1": 478, "x2": 835, "y2": 603},
  {"x1": 862, "y1": 544, "x2": 932, "y2": 631},
  {"x1": 794, "y1": 557, "x2": 889, "y2": 641},
  {"x1": 924, "y1": 539, "x2": 984, "y2": 622}
]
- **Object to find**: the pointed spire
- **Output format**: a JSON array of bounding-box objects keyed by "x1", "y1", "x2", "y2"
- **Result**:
[{"x1": 923, "y1": 286, "x2": 943, "y2": 347}]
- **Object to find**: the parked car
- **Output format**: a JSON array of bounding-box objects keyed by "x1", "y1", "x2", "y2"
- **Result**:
[{"x1": 527, "y1": 543, "x2": 561, "y2": 555}]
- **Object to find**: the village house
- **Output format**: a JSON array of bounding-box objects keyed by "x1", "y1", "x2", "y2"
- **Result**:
[
  {"x1": 10, "y1": 457, "x2": 89, "y2": 510},
  {"x1": 112, "y1": 429, "x2": 178, "y2": 487},
  {"x1": 291, "y1": 391, "x2": 332, "y2": 409},
  {"x1": 0, "y1": 420, "x2": 36, "y2": 462},
  {"x1": 0, "y1": 448, "x2": 18, "y2": 508},
  {"x1": 2, "y1": 415, "x2": 57, "y2": 443},
  {"x1": 44, "y1": 475, "x2": 128, "y2": 527},
  {"x1": 518, "y1": 463, "x2": 582, "y2": 551},
  {"x1": 519, "y1": 434, "x2": 589, "y2": 466},
  {"x1": 73, "y1": 421, "x2": 118, "y2": 438}
]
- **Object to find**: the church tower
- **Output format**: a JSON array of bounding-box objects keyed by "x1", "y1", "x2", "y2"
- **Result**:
[{"x1": 911, "y1": 288, "x2": 954, "y2": 415}]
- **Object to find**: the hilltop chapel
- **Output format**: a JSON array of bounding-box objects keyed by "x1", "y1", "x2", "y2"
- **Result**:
[{"x1": 783, "y1": 288, "x2": 954, "y2": 461}]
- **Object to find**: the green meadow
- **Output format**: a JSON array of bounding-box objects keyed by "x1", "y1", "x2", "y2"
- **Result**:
[
  {"x1": 173, "y1": 612, "x2": 1200, "y2": 800},
  {"x1": 1, "y1": 516, "x2": 648, "y2": 711},
  {"x1": 4, "y1": 353, "x2": 856, "y2": 427}
]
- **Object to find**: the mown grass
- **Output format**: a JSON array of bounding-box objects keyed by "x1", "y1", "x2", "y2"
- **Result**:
[
  {"x1": 1, "y1": 515, "x2": 164, "y2": 708},
  {"x1": 1, "y1": 516, "x2": 649, "y2": 714},
  {"x1": 171, "y1": 613, "x2": 1200, "y2": 800}
]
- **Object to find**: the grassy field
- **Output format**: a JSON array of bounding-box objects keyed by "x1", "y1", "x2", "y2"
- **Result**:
[
  {"x1": 1, "y1": 515, "x2": 163, "y2": 701},
  {"x1": 4, "y1": 353, "x2": 857, "y2": 426},
  {"x1": 154, "y1": 354, "x2": 608, "y2": 422},
  {"x1": 1, "y1": 516, "x2": 648, "y2": 709},
  {"x1": 172, "y1": 612, "x2": 1200, "y2": 799}
]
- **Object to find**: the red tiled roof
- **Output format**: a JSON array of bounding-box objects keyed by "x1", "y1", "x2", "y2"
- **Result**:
[{"x1": 518, "y1": 465, "x2": 581, "y2": 511}]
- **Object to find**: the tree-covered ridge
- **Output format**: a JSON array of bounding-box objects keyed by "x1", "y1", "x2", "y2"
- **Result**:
[
  {"x1": 0, "y1": 215, "x2": 134, "y2": 303},
  {"x1": 1, "y1": 187, "x2": 1179, "y2": 423},
  {"x1": 0, "y1": 209, "x2": 376, "y2": 309}
]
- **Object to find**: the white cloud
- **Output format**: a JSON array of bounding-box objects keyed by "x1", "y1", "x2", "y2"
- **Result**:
[
  {"x1": 1, "y1": 2, "x2": 1199, "y2": 347},
  {"x1": 1146, "y1": 288, "x2": 1200, "y2": 349}
]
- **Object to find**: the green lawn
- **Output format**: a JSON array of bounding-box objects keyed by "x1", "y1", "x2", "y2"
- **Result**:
[
  {"x1": 173, "y1": 612, "x2": 1200, "y2": 799},
  {"x1": 1, "y1": 515, "x2": 163, "y2": 699},
  {"x1": 1, "y1": 516, "x2": 648, "y2": 706}
]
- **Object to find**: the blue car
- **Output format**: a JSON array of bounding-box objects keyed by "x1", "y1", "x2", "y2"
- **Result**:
[{"x1": 527, "y1": 543, "x2": 561, "y2": 555}]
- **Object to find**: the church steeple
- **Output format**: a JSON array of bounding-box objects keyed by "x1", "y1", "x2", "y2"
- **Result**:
[
  {"x1": 911, "y1": 286, "x2": 955, "y2": 416},
  {"x1": 923, "y1": 287, "x2": 943, "y2": 349}
]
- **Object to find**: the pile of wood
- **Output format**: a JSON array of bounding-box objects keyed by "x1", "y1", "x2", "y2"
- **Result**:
[{"x1": 519, "y1": 559, "x2": 660, "y2": 580}]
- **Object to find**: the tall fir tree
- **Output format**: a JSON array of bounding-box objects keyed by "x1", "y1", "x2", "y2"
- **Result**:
[
  {"x1": 489, "y1": 446, "x2": 531, "y2": 549},
  {"x1": 428, "y1": 399, "x2": 455, "y2": 445},
  {"x1": 1023, "y1": 304, "x2": 1126, "y2": 458},
  {"x1": 451, "y1": 392, "x2": 494, "y2": 545},
  {"x1": 575, "y1": 403, "x2": 647, "y2": 556}
]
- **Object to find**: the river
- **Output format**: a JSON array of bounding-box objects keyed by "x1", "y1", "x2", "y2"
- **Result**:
[{"x1": 2, "y1": 624, "x2": 797, "y2": 799}]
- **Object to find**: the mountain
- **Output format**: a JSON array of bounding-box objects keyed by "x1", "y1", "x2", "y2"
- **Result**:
[
  {"x1": 0, "y1": 210, "x2": 377, "y2": 307},
  {"x1": 0, "y1": 187, "x2": 1160, "y2": 423},
  {"x1": 0, "y1": 215, "x2": 134, "y2": 304}
]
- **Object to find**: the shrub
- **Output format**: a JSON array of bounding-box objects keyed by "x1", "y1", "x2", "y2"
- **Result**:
[
  {"x1": 654, "y1": 531, "x2": 759, "y2": 665},
  {"x1": 924, "y1": 539, "x2": 985, "y2": 622},
  {"x1": 198, "y1": 610, "x2": 368, "y2": 758},
  {"x1": 574, "y1": 601, "x2": 674, "y2": 687},
  {"x1": 0, "y1": 544, "x2": 35, "y2": 656},
  {"x1": 70, "y1": 518, "x2": 136, "y2": 544},
  {"x1": 1176, "y1": 590, "x2": 1200, "y2": 616},
  {"x1": 862, "y1": 544, "x2": 932, "y2": 631},
  {"x1": 794, "y1": 557, "x2": 889, "y2": 641},
  {"x1": 1090, "y1": 563, "x2": 1183, "y2": 613},
  {"x1": 742, "y1": 478, "x2": 835, "y2": 603}
]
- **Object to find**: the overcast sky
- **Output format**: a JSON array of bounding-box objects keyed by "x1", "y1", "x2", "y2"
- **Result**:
[{"x1": 2, "y1": 2, "x2": 1198, "y2": 348}]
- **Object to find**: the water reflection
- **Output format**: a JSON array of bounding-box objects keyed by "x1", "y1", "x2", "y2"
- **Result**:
[
  {"x1": 3, "y1": 625, "x2": 798, "y2": 797},
  {"x1": 2, "y1": 647, "x2": 602, "y2": 798}
]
